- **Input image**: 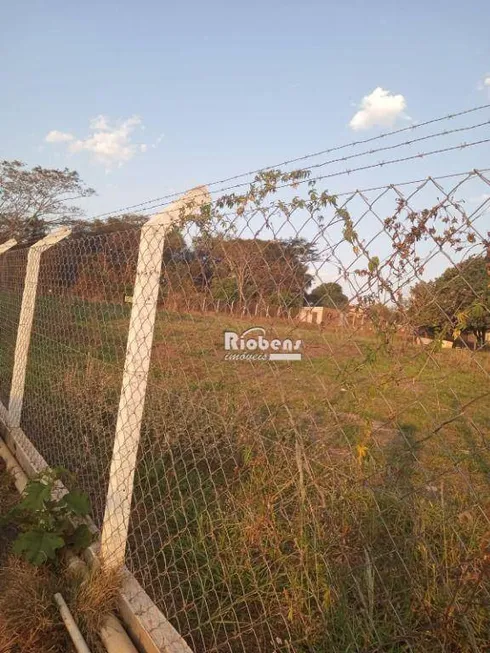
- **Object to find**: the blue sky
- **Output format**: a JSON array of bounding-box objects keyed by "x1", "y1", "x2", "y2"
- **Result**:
[{"x1": 1, "y1": 0, "x2": 490, "y2": 220}]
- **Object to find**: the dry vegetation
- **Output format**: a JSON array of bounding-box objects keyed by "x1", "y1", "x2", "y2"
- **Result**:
[
  {"x1": 0, "y1": 461, "x2": 122, "y2": 653},
  {"x1": 0, "y1": 557, "x2": 68, "y2": 653},
  {"x1": 1, "y1": 298, "x2": 487, "y2": 652},
  {"x1": 0, "y1": 555, "x2": 122, "y2": 653}
]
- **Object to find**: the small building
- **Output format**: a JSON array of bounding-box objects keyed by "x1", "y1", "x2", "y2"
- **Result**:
[
  {"x1": 298, "y1": 306, "x2": 325, "y2": 325},
  {"x1": 298, "y1": 305, "x2": 367, "y2": 328}
]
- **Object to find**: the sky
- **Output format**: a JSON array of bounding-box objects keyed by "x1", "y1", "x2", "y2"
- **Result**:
[{"x1": 1, "y1": 0, "x2": 490, "y2": 224}]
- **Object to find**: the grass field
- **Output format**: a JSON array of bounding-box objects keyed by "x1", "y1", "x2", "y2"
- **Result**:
[{"x1": 1, "y1": 294, "x2": 489, "y2": 652}]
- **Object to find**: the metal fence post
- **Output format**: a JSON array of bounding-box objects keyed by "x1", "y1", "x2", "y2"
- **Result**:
[
  {"x1": 101, "y1": 186, "x2": 210, "y2": 568},
  {"x1": 8, "y1": 227, "x2": 71, "y2": 428}
]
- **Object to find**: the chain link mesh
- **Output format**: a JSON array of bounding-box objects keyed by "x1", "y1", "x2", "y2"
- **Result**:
[
  {"x1": 0, "y1": 169, "x2": 489, "y2": 652},
  {"x1": 21, "y1": 230, "x2": 139, "y2": 526}
]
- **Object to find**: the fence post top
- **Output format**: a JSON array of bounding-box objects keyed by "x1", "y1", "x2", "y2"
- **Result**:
[
  {"x1": 146, "y1": 185, "x2": 211, "y2": 230},
  {"x1": 0, "y1": 238, "x2": 17, "y2": 255},
  {"x1": 30, "y1": 225, "x2": 72, "y2": 250}
]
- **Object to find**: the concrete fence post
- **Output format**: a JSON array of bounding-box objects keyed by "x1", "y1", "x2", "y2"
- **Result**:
[
  {"x1": 0, "y1": 239, "x2": 17, "y2": 255},
  {"x1": 8, "y1": 228, "x2": 71, "y2": 428},
  {"x1": 101, "y1": 186, "x2": 210, "y2": 569}
]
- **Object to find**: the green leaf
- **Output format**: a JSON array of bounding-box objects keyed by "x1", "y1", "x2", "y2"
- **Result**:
[
  {"x1": 61, "y1": 490, "x2": 91, "y2": 516},
  {"x1": 18, "y1": 480, "x2": 52, "y2": 513},
  {"x1": 66, "y1": 524, "x2": 93, "y2": 552},
  {"x1": 13, "y1": 530, "x2": 65, "y2": 566},
  {"x1": 368, "y1": 256, "x2": 380, "y2": 272},
  {"x1": 52, "y1": 466, "x2": 74, "y2": 484}
]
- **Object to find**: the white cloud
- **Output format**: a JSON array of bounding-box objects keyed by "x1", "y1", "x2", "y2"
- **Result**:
[
  {"x1": 45, "y1": 115, "x2": 148, "y2": 168},
  {"x1": 484, "y1": 76, "x2": 490, "y2": 87},
  {"x1": 349, "y1": 87, "x2": 407, "y2": 131},
  {"x1": 45, "y1": 130, "x2": 74, "y2": 143},
  {"x1": 89, "y1": 115, "x2": 110, "y2": 131}
]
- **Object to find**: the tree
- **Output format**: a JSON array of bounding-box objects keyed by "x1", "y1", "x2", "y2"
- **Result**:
[
  {"x1": 308, "y1": 282, "x2": 348, "y2": 309},
  {"x1": 67, "y1": 214, "x2": 192, "y2": 301},
  {"x1": 71, "y1": 213, "x2": 145, "y2": 236},
  {"x1": 0, "y1": 160, "x2": 94, "y2": 244},
  {"x1": 196, "y1": 236, "x2": 317, "y2": 308},
  {"x1": 409, "y1": 255, "x2": 489, "y2": 347},
  {"x1": 210, "y1": 277, "x2": 239, "y2": 303}
]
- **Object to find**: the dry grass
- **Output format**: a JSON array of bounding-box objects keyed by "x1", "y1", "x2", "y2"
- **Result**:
[
  {"x1": 5, "y1": 300, "x2": 490, "y2": 651},
  {"x1": 0, "y1": 557, "x2": 68, "y2": 653},
  {"x1": 66, "y1": 564, "x2": 123, "y2": 651},
  {"x1": 0, "y1": 555, "x2": 124, "y2": 653}
]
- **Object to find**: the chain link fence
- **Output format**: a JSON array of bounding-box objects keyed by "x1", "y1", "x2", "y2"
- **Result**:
[
  {"x1": 0, "y1": 167, "x2": 489, "y2": 652},
  {"x1": 19, "y1": 230, "x2": 139, "y2": 526}
]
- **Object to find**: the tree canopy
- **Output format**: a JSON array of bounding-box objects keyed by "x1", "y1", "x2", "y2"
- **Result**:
[
  {"x1": 308, "y1": 282, "x2": 348, "y2": 309},
  {"x1": 0, "y1": 160, "x2": 94, "y2": 244},
  {"x1": 192, "y1": 236, "x2": 317, "y2": 308},
  {"x1": 409, "y1": 255, "x2": 489, "y2": 347}
]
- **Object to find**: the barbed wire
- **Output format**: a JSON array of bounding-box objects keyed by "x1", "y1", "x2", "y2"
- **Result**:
[
  {"x1": 273, "y1": 137, "x2": 490, "y2": 191},
  {"x1": 89, "y1": 103, "x2": 490, "y2": 221},
  {"x1": 86, "y1": 137, "x2": 490, "y2": 223},
  {"x1": 306, "y1": 119, "x2": 490, "y2": 171}
]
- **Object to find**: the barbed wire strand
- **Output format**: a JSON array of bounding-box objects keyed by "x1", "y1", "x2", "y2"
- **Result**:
[
  {"x1": 88, "y1": 137, "x2": 490, "y2": 222},
  {"x1": 89, "y1": 104, "x2": 490, "y2": 221}
]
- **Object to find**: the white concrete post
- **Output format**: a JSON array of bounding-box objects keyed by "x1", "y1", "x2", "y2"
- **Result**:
[
  {"x1": 101, "y1": 186, "x2": 210, "y2": 568},
  {"x1": 8, "y1": 228, "x2": 71, "y2": 428},
  {"x1": 0, "y1": 239, "x2": 17, "y2": 255}
]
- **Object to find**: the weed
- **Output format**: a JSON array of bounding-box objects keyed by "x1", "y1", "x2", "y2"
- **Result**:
[{"x1": 1, "y1": 468, "x2": 93, "y2": 566}]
